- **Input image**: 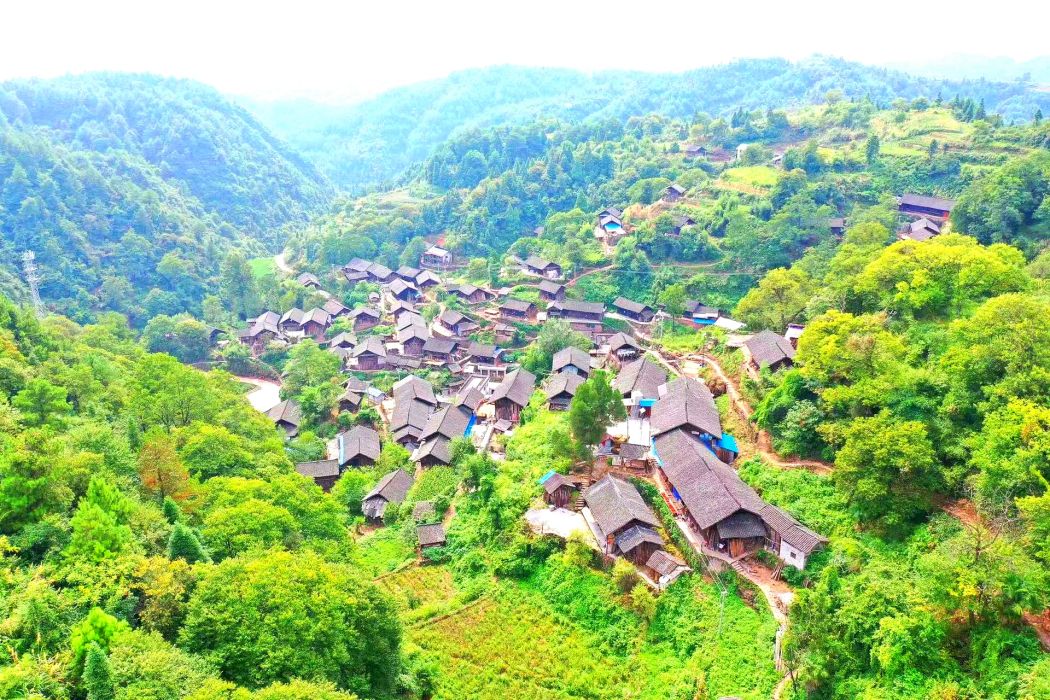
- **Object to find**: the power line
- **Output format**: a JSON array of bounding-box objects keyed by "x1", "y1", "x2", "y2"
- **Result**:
[{"x1": 21, "y1": 251, "x2": 43, "y2": 318}]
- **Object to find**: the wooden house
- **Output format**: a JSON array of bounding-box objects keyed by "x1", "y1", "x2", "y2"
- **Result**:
[
  {"x1": 489, "y1": 368, "x2": 536, "y2": 423},
  {"x1": 279, "y1": 308, "x2": 306, "y2": 333},
  {"x1": 343, "y1": 268, "x2": 369, "y2": 284},
  {"x1": 742, "y1": 330, "x2": 796, "y2": 372},
  {"x1": 466, "y1": 342, "x2": 504, "y2": 368},
  {"x1": 499, "y1": 299, "x2": 538, "y2": 324},
  {"x1": 266, "y1": 399, "x2": 301, "y2": 438},
  {"x1": 595, "y1": 208, "x2": 625, "y2": 241},
  {"x1": 300, "y1": 308, "x2": 332, "y2": 341},
  {"x1": 543, "y1": 371, "x2": 584, "y2": 411},
  {"x1": 421, "y1": 246, "x2": 453, "y2": 269},
  {"x1": 415, "y1": 270, "x2": 441, "y2": 290},
  {"x1": 683, "y1": 144, "x2": 708, "y2": 158},
  {"x1": 411, "y1": 402, "x2": 474, "y2": 467},
  {"x1": 828, "y1": 217, "x2": 846, "y2": 236},
  {"x1": 663, "y1": 183, "x2": 686, "y2": 202},
  {"x1": 295, "y1": 459, "x2": 340, "y2": 492},
  {"x1": 898, "y1": 193, "x2": 955, "y2": 221},
  {"x1": 552, "y1": 346, "x2": 591, "y2": 378},
  {"x1": 583, "y1": 474, "x2": 663, "y2": 564},
  {"x1": 396, "y1": 324, "x2": 429, "y2": 357},
  {"x1": 328, "y1": 332, "x2": 357, "y2": 350},
  {"x1": 417, "y1": 523, "x2": 446, "y2": 550},
  {"x1": 613, "y1": 358, "x2": 668, "y2": 405},
  {"x1": 898, "y1": 217, "x2": 941, "y2": 242},
  {"x1": 423, "y1": 337, "x2": 458, "y2": 364},
  {"x1": 349, "y1": 307, "x2": 382, "y2": 332},
  {"x1": 541, "y1": 472, "x2": 578, "y2": 508},
  {"x1": 605, "y1": 332, "x2": 641, "y2": 368},
  {"x1": 322, "y1": 298, "x2": 350, "y2": 319},
  {"x1": 336, "y1": 425, "x2": 381, "y2": 468},
  {"x1": 390, "y1": 397, "x2": 433, "y2": 448},
  {"x1": 547, "y1": 299, "x2": 605, "y2": 332},
  {"x1": 365, "y1": 262, "x2": 395, "y2": 284},
  {"x1": 437, "y1": 309, "x2": 478, "y2": 336},
  {"x1": 296, "y1": 272, "x2": 321, "y2": 289},
  {"x1": 446, "y1": 283, "x2": 493, "y2": 305},
  {"x1": 493, "y1": 323, "x2": 516, "y2": 345},
  {"x1": 352, "y1": 336, "x2": 387, "y2": 371},
  {"x1": 387, "y1": 278, "x2": 421, "y2": 303},
  {"x1": 670, "y1": 215, "x2": 696, "y2": 237},
  {"x1": 362, "y1": 469, "x2": 414, "y2": 522},
  {"x1": 524, "y1": 255, "x2": 562, "y2": 280},
  {"x1": 645, "y1": 550, "x2": 690, "y2": 590},
  {"x1": 684, "y1": 300, "x2": 719, "y2": 324},
  {"x1": 650, "y1": 376, "x2": 736, "y2": 462},
  {"x1": 538, "y1": 280, "x2": 566, "y2": 303},
  {"x1": 613, "y1": 297, "x2": 655, "y2": 323},
  {"x1": 396, "y1": 265, "x2": 421, "y2": 282}
]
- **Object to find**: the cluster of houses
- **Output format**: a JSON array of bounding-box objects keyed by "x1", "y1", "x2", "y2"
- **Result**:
[{"x1": 895, "y1": 193, "x2": 956, "y2": 242}]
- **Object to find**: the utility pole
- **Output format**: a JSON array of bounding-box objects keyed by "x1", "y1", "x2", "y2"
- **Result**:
[{"x1": 21, "y1": 251, "x2": 43, "y2": 318}]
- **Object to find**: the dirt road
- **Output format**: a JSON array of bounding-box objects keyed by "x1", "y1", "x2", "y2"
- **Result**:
[{"x1": 237, "y1": 375, "x2": 282, "y2": 413}]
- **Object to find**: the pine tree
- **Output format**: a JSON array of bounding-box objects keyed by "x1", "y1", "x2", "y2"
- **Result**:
[
  {"x1": 1035, "y1": 109, "x2": 1043, "y2": 125},
  {"x1": 167, "y1": 522, "x2": 210, "y2": 564},
  {"x1": 82, "y1": 642, "x2": 115, "y2": 700},
  {"x1": 162, "y1": 496, "x2": 182, "y2": 524}
]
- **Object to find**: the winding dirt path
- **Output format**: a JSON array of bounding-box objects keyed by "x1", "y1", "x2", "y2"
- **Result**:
[
  {"x1": 237, "y1": 375, "x2": 282, "y2": 413},
  {"x1": 273, "y1": 252, "x2": 293, "y2": 275}
]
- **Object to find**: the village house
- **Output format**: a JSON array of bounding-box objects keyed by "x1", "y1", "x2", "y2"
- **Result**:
[
  {"x1": 540, "y1": 472, "x2": 578, "y2": 508},
  {"x1": 543, "y1": 371, "x2": 585, "y2": 411},
  {"x1": 390, "y1": 300, "x2": 418, "y2": 321},
  {"x1": 387, "y1": 278, "x2": 421, "y2": 303},
  {"x1": 605, "y1": 332, "x2": 642, "y2": 368},
  {"x1": 396, "y1": 265, "x2": 421, "y2": 282},
  {"x1": 499, "y1": 298, "x2": 538, "y2": 324},
  {"x1": 742, "y1": 330, "x2": 796, "y2": 373},
  {"x1": 595, "y1": 209, "x2": 625, "y2": 243},
  {"x1": 362, "y1": 469, "x2": 414, "y2": 522},
  {"x1": 899, "y1": 217, "x2": 941, "y2": 242},
  {"x1": 390, "y1": 398, "x2": 433, "y2": 448},
  {"x1": 828, "y1": 217, "x2": 846, "y2": 236},
  {"x1": 343, "y1": 268, "x2": 369, "y2": 284},
  {"x1": 538, "y1": 280, "x2": 566, "y2": 303},
  {"x1": 300, "y1": 308, "x2": 332, "y2": 341},
  {"x1": 465, "y1": 342, "x2": 504, "y2": 368},
  {"x1": 547, "y1": 299, "x2": 605, "y2": 333},
  {"x1": 238, "y1": 311, "x2": 282, "y2": 355},
  {"x1": 651, "y1": 377, "x2": 737, "y2": 463},
  {"x1": 266, "y1": 399, "x2": 301, "y2": 438},
  {"x1": 421, "y1": 245, "x2": 453, "y2": 269},
  {"x1": 279, "y1": 307, "x2": 306, "y2": 333},
  {"x1": 295, "y1": 459, "x2": 341, "y2": 492},
  {"x1": 898, "y1": 193, "x2": 955, "y2": 221},
  {"x1": 663, "y1": 183, "x2": 686, "y2": 202},
  {"x1": 323, "y1": 297, "x2": 350, "y2": 318},
  {"x1": 338, "y1": 376, "x2": 368, "y2": 413},
  {"x1": 327, "y1": 331, "x2": 357, "y2": 350},
  {"x1": 349, "y1": 307, "x2": 382, "y2": 332},
  {"x1": 583, "y1": 474, "x2": 664, "y2": 564},
  {"x1": 524, "y1": 255, "x2": 563, "y2": 280},
  {"x1": 352, "y1": 336, "x2": 387, "y2": 371},
  {"x1": 612, "y1": 297, "x2": 656, "y2": 323},
  {"x1": 645, "y1": 550, "x2": 690, "y2": 590},
  {"x1": 446, "y1": 283, "x2": 493, "y2": 305},
  {"x1": 613, "y1": 357, "x2": 668, "y2": 415},
  {"x1": 417, "y1": 523, "x2": 447, "y2": 551},
  {"x1": 296, "y1": 272, "x2": 321, "y2": 289},
  {"x1": 365, "y1": 262, "x2": 395, "y2": 284},
  {"x1": 396, "y1": 324, "x2": 429, "y2": 357},
  {"x1": 393, "y1": 375, "x2": 439, "y2": 407},
  {"x1": 336, "y1": 425, "x2": 382, "y2": 468},
  {"x1": 489, "y1": 368, "x2": 536, "y2": 423},
  {"x1": 684, "y1": 300, "x2": 720, "y2": 325},
  {"x1": 683, "y1": 144, "x2": 708, "y2": 158},
  {"x1": 552, "y1": 346, "x2": 591, "y2": 378},
  {"x1": 669, "y1": 215, "x2": 696, "y2": 237},
  {"x1": 423, "y1": 337, "x2": 458, "y2": 364},
  {"x1": 652, "y1": 428, "x2": 825, "y2": 568},
  {"x1": 437, "y1": 309, "x2": 479, "y2": 336},
  {"x1": 411, "y1": 400, "x2": 474, "y2": 467},
  {"x1": 493, "y1": 323, "x2": 515, "y2": 345},
  {"x1": 784, "y1": 323, "x2": 804, "y2": 349},
  {"x1": 415, "y1": 270, "x2": 442, "y2": 290}
]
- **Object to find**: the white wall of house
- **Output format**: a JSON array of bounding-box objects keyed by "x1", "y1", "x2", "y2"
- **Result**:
[{"x1": 779, "y1": 541, "x2": 807, "y2": 570}]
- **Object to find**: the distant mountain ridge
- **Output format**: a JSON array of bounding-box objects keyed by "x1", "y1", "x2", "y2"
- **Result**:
[{"x1": 247, "y1": 56, "x2": 1050, "y2": 190}]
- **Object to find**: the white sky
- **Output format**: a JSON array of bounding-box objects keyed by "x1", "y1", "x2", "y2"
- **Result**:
[{"x1": 2, "y1": 0, "x2": 1046, "y2": 102}]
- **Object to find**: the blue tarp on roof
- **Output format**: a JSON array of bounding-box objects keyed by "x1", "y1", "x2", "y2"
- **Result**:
[
  {"x1": 538, "y1": 469, "x2": 557, "y2": 485},
  {"x1": 639, "y1": 398, "x2": 657, "y2": 407},
  {"x1": 718, "y1": 433, "x2": 739, "y2": 454},
  {"x1": 464, "y1": 413, "x2": 477, "y2": 437},
  {"x1": 693, "y1": 317, "x2": 717, "y2": 325}
]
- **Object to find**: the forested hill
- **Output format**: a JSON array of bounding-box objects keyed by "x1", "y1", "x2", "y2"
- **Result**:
[
  {"x1": 0, "y1": 74, "x2": 334, "y2": 323},
  {"x1": 253, "y1": 57, "x2": 1050, "y2": 189}
]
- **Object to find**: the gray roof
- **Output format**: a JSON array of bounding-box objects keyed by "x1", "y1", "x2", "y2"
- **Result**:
[
  {"x1": 490, "y1": 368, "x2": 537, "y2": 407},
  {"x1": 539, "y1": 280, "x2": 565, "y2": 294},
  {"x1": 439, "y1": 309, "x2": 476, "y2": 327},
  {"x1": 501, "y1": 298, "x2": 536, "y2": 313},
  {"x1": 899, "y1": 193, "x2": 955, "y2": 212},
  {"x1": 417, "y1": 523, "x2": 447, "y2": 547},
  {"x1": 353, "y1": 336, "x2": 387, "y2": 358},
  {"x1": 423, "y1": 337, "x2": 458, "y2": 355},
  {"x1": 266, "y1": 399, "x2": 301, "y2": 426},
  {"x1": 613, "y1": 358, "x2": 668, "y2": 399},
  {"x1": 385, "y1": 355, "x2": 422, "y2": 370},
  {"x1": 646, "y1": 549, "x2": 688, "y2": 576},
  {"x1": 396, "y1": 312, "x2": 426, "y2": 330},
  {"x1": 396, "y1": 324, "x2": 430, "y2": 344},
  {"x1": 349, "y1": 306, "x2": 381, "y2": 320},
  {"x1": 397, "y1": 265, "x2": 421, "y2": 279},
  {"x1": 744, "y1": 330, "x2": 796, "y2": 368},
  {"x1": 543, "y1": 371, "x2": 585, "y2": 400},
  {"x1": 666, "y1": 183, "x2": 686, "y2": 195},
  {"x1": 295, "y1": 459, "x2": 339, "y2": 479},
  {"x1": 280, "y1": 308, "x2": 305, "y2": 325},
  {"x1": 393, "y1": 376, "x2": 437, "y2": 405},
  {"x1": 362, "y1": 469, "x2": 414, "y2": 517},
  {"x1": 615, "y1": 524, "x2": 664, "y2": 554},
  {"x1": 607, "y1": 332, "x2": 640, "y2": 353},
  {"x1": 550, "y1": 299, "x2": 605, "y2": 316},
  {"x1": 525, "y1": 255, "x2": 560, "y2": 272},
  {"x1": 328, "y1": 331, "x2": 358, "y2": 348},
  {"x1": 467, "y1": 342, "x2": 501, "y2": 360},
  {"x1": 411, "y1": 435, "x2": 453, "y2": 465},
  {"x1": 456, "y1": 388, "x2": 485, "y2": 412},
  {"x1": 716, "y1": 511, "x2": 768, "y2": 539},
  {"x1": 297, "y1": 272, "x2": 320, "y2": 286},
  {"x1": 619, "y1": 443, "x2": 650, "y2": 461},
  {"x1": 302, "y1": 308, "x2": 331, "y2": 326},
  {"x1": 338, "y1": 426, "x2": 381, "y2": 464},
  {"x1": 416, "y1": 270, "x2": 441, "y2": 286},
  {"x1": 388, "y1": 278, "x2": 419, "y2": 297},
  {"x1": 542, "y1": 472, "x2": 576, "y2": 495},
  {"x1": 344, "y1": 375, "x2": 369, "y2": 392},
  {"x1": 552, "y1": 346, "x2": 591, "y2": 374},
  {"x1": 391, "y1": 398, "x2": 433, "y2": 439},
  {"x1": 583, "y1": 474, "x2": 659, "y2": 538},
  {"x1": 651, "y1": 377, "x2": 722, "y2": 438},
  {"x1": 613, "y1": 297, "x2": 653, "y2": 316},
  {"x1": 419, "y1": 403, "x2": 473, "y2": 442}
]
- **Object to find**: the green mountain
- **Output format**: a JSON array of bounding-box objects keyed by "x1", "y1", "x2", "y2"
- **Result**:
[
  {"x1": 0, "y1": 74, "x2": 334, "y2": 321},
  {"x1": 252, "y1": 57, "x2": 1050, "y2": 190}
]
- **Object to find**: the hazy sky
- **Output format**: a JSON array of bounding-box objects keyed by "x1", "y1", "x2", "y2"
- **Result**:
[{"x1": 3, "y1": 0, "x2": 1046, "y2": 102}]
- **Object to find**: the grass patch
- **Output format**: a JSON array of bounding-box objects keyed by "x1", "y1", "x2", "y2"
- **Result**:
[
  {"x1": 352, "y1": 527, "x2": 415, "y2": 577},
  {"x1": 719, "y1": 165, "x2": 780, "y2": 189},
  {"x1": 248, "y1": 256, "x2": 277, "y2": 279},
  {"x1": 376, "y1": 564, "x2": 458, "y2": 609}
]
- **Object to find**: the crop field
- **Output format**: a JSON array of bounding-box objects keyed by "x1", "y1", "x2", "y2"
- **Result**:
[
  {"x1": 717, "y1": 165, "x2": 781, "y2": 191},
  {"x1": 376, "y1": 564, "x2": 457, "y2": 609}
]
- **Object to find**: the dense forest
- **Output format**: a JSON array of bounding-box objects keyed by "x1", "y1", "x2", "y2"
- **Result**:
[
  {"x1": 0, "y1": 74, "x2": 332, "y2": 322},
  {"x1": 254, "y1": 57, "x2": 1050, "y2": 189}
]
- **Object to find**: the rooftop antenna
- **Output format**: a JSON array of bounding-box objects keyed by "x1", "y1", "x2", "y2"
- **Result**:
[{"x1": 21, "y1": 251, "x2": 43, "y2": 318}]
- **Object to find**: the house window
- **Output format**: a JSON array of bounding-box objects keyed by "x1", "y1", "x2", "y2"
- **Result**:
[{"x1": 789, "y1": 551, "x2": 797, "y2": 559}]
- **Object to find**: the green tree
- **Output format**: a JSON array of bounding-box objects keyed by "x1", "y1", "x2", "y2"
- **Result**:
[
  {"x1": 658, "y1": 283, "x2": 687, "y2": 318},
  {"x1": 82, "y1": 642, "x2": 115, "y2": 700},
  {"x1": 865, "y1": 133, "x2": 880, "y2": 163},
  {"x1": 13, "y1": 378, "x2": 71, "y2": 427},
  {"x1": 568, "y1": 370, "x2": 626, "y2": 451},
  {"x1": 521, "y1": 320, "x2": 592, "y2": 378},
  {"x1": 220, "y1": 251, "x2": 260, "y2": 321},
  {"x1": 168, "y1": 522, "x2": 210, "y2": 564},
  {"x1": 735, "y1": 267, "x2": 813, "y2": 331},
  {"x1": 70, "y1": 608, "x2": 128, "y2": 676},
  {"x1": 282, "y1": 341, "x2": 342, "y2": 396}
]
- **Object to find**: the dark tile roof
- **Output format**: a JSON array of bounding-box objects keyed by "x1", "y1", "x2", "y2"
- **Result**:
[
  {"x1": 651, "y1": 376, "x2": 722, "y2": 438},
  {"x1": 543, "y1": 371, "x2": 585, "y2": 400},
  {"x1": 411, "y1": 435, "x2": 453, "y2": 465},
  {"x1": 397, "y1": 265, "x2": 421, "y2": 279},
  {"x1": 607, "y1": 332, "x2": 640, "y2": 353},
  {"x1": 423, "y1": 337, "x2": 458, "y2": 354},
  {"x1": 542, "y1": 472, "x2": 576, "y2": 495},
  {"x1": 353, "y1": 336, "x2": 387, "y2": 358},
  {"x1": 456, "y1": 388, "x2": 485, "y2": 412},
  {"x1": 295, "y1": 459, "x2": 339, "y2": 479},
  {"x1": 613, "y1": 297, "x2": 653, "y2": 315},
  {"x1": 619, "y1": 443, "x2": 650, "y2": 461},
  {"x1": 550, "y1": 299, "x2": 605, "y2": 316},
  {"x1": 500, "y1": 299, "x2": 536, "y2": 313},
  {"x1": 646, "y1": 549, "x2": 688, "y2": 576},
  {"x1": 552, "y1": 346, "x2": 591, "y2": 375},
  {"x1": 391, "y1": 397, "x2": 433, "y2": 437},
  {"x1": 393, "y1": 376, "x2": 437, "y2": 405},
  {"x1": 490, "y1": 368, "x2": 537, "y2": 407},
  {"x1": 715, "y1": 510, "x2": 767, "y2": 539},
  {"x1": 416, "y1": 270, "x2": 441, "y2": 286},
  {"x1": 302, "y1": 308, "x2": 331, "y2": 326},
  {"x1": 438, "y1": 309, "x2": 475, "y2": 327},
  {"x1": 615, "y1": 524, "x2": 664, "y2": 554},
  {"x1": 349, "y1": 306, "x2": 381, "y2": 320},
  {"x1": 598, "y1": 207, "x2": 623, "y2": 219},
  {"x1": 419, "y1": 403, "x2": 473, "y2": 442},
  {"x1": 466, "y1": 342, "x2": 501, "y2": 360},
  {"x1": 388, "y1": 278, "x2": 419, "y2": 297},
  {"x1": 338, "y1": 426, "x2": 381, "y2": 464},
  {"x1": 525, "y1": 255, "x2": 559, "y2": 271},
  {"x1": 539, "y1": 280, "x2": 565, "y2": 294},
  {"x1": 280, "y1": 308, "x2": 305, "y2": 325},
  {"x1": 266, "y1": 399, "x2": 301, "y2": 426},
  {"x1": 385, "y1": 354, "x2": 422, "y2": 370},
  {"x1": 583, "y1": 474, "x2": 659, "y2": 538},
  {"x1": 396, "y1": 324, "x2": 430, "y2": 344},
  {"x1": 296, "y1": 272, "x2": 320, "y2": 286},
  {"x1": 899, "y1": 193, "x2": 956, "y2": 211},
  {"x1": 666, "y1": 183, "x2": 686, "y2": 195},
  {"x1": 362, "y1": 469, "x2": 414, "y2": 518},
  {"x1": 328, "y1": 331, "x2": 358, "y2": 348},
  {"x1": 744, "y1": 330, "x2": 796, "y2": 368},
  {"x1": 613, "y1": 358, "x2": 667, "y2": 399},
  {"x1": 417, "y1": 523, "x2": 447, "y2": 547},
  {"x1": 344, "y1": 375, "x2": 369, "y2": 392}
]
